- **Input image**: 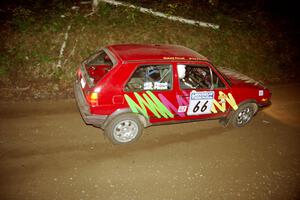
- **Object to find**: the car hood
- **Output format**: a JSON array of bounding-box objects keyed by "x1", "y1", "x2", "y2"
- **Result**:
[{"x1": 218, "y1": 67, "x2": 264, "y2": 89}]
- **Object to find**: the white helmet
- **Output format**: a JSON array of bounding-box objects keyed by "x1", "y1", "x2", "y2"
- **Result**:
[{"x1": 177, "y1": 64, "x2": 186, "y2": 79}]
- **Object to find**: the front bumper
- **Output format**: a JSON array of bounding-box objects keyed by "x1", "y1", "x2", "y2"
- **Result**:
[
  {"x1": 74, "y1": 81, "x2": 107, "y2": 127},
  {"x1": 258, "y1": 100, "x2": 272, "y2": 108}
]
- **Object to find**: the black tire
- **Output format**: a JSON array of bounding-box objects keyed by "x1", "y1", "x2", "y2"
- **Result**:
[
  {"x1": 231, "y1": 103, "x2": 257, "y2": 128},
  {"x1": 104, "y1": 114, "x2": 143, "y2": 144}
]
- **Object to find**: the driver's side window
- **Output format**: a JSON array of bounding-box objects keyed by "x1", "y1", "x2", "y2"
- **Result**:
[{"x1": 177, "y1": 65, "x2": 225, "y2": 90}]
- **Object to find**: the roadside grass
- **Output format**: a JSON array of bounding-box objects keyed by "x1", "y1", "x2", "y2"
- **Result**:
[{"x1": 0, "y1": 2, "x2": 296, "y2": 100}]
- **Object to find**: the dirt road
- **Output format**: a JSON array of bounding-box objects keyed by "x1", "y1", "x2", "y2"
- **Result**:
[{"x1": 0, "y1": 84, "x2": 299, "y2": 200}]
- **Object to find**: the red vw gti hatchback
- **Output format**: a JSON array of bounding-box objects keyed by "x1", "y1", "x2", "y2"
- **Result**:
[{"x1": 74, "y1": 44, "x2": 271, "y2": 144}]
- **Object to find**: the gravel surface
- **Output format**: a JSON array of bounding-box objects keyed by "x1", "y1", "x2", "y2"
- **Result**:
[{"x1": 0, "y1": 84, "x2": 299, "y2": 200}]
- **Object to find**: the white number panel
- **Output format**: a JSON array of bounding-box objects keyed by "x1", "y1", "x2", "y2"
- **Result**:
[{"x1": 187, "y1": 91, "x2": 215, "y2": 116}]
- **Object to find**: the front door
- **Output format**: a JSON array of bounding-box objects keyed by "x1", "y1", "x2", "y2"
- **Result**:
[{"x1": 175, "y1": 62, "x2": 233, "y2": 121}]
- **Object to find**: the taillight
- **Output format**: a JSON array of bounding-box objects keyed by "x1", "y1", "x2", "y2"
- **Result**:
[
  {"x1": 86, "y1": 92, "x2": 98, "y2": 107},
  {"x1": 90, "y1": 92, "x2": 98, "y2": 104},
  {"x1": 87, "y1": 87, "x2": 101, "y2": 107}
]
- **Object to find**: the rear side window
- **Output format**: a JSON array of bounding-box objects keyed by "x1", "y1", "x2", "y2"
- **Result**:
[{"x1": 125, "y1": 64, "x2": 172, "y2": 91}]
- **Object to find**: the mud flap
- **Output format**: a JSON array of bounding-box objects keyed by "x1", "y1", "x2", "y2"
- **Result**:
[{"x1": 219, "y1": 111, "x2": 234, "y2": 127}]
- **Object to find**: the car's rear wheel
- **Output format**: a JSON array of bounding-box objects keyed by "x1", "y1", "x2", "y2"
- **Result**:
[
  {"x1": 105, "y1": 114, "x2": 143, "y2": 144},
  {"x1": 231, "y1": 103, "x2": 257, "y2": 127}
]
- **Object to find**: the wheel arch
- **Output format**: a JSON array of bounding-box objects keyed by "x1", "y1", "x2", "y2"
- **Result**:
[
  {"x1": 220, "y1": 99, "x2": 258, "y2": 127},
  {"x1": 236, "y1": 99, "x2": 259, "y2": 114},
  {"x1": 102, "y1": 108, "x2": 151, "y2": 129}
]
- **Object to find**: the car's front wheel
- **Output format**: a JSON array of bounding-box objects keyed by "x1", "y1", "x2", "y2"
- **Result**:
[
  {"x1": 231, "y1": 103, "x2": 257, "y2": 127},
  {"x1": 105, "y1": 114, "x2": 143, "y2": 144}
]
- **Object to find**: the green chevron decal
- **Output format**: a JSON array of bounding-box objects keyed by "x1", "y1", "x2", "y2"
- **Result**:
[{"x1": 124, "y1": 91, "x2": 174, "y2": 119}]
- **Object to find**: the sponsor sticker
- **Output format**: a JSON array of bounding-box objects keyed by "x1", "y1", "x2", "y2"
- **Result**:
[
  {"x1": 144, "y1": 82, "x2": 153, "y2": 90},
  {"x1": 178, "y1": 105, "x2": 187, "y2": 113},
  {"x1": 154, "y1": 82, "x2": 168, "y2": 90}
]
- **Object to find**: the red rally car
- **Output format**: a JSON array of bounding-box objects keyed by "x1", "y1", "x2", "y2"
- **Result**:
[{"x1": 74, "y1": 44, "x2": 271, "y2": 144}]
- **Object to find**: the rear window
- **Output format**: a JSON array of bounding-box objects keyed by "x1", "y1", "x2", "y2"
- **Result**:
[
  {"x1": 86, "y1": 50, "x2": 113, "y2": 66},
  {"x1": 84, "y1": 50, "x2": 114, "y2": 85}
]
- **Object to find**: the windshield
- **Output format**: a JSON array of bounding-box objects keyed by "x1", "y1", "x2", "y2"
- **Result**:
[{"x1": 214, "y1": 66, "x2": 232, "y2": 86}]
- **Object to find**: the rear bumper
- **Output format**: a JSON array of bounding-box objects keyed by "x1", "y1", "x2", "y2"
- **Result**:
[{"x1": 74, "y1": 81, "x2": 107, "y2": 127}]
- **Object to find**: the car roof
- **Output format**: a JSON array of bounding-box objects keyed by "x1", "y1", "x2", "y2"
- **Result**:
[{"x1": 107, "y1": 44, "x2": 208, "y2": 63}]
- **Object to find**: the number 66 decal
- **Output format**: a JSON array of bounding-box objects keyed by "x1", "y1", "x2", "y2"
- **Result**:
[{"x1": 187, "y1": 91, "x2": 214, "y2": 116}]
